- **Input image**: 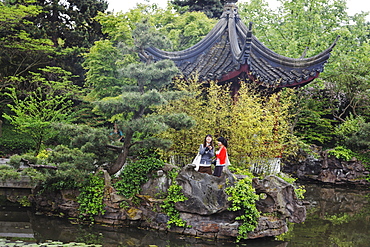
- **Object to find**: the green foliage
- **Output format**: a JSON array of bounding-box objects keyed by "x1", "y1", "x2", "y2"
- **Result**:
[
  {"x1": 292, "y1": 87, "x2": 337, "y2": 147},
  {"x1": 238, "y1": 0, "x2": 370, "y2": 148},
  {"x1": 8, "y1": 153, "x2": 38, "y2": 169},
  {"x1": 160, "y1": 170, "x2": 189, "y2": 228},
  {"x1": 95, "y1": 4, "x2": 216, "y2": 51},
  {"x1": 327, "y1": 146, "x2": 356, "y2": 161},
  {"x1": 70, "y1": 102, "x2": 107, "y2": 127},
  {"x1": 3, "y1": 67, "x2": 79, "y2": 155},
  {"x1": 334, "y1": 115, "x2": 365, "y2": 138},
  {"x1": 82, "y1": 39, "x2": 127, "y2": 99},
  {"x1": 2, "y1": 0, "x2": 109, "y2": 88},
  {"x1": 0, "y1": 165, "x2": 20, "y2": 180},
  {"x1": 0, "y1": 124, "x2": 35, "y2": 156},
  {"x1": 24, "y1": 0, "x2": 108, "y2": 48},
  {"x1": 45, "y1": 145, "x2": 96, "y2": 172},
  {"x1": 114, "y1": 157, "x2": 165, "y2": 198},
  {"x1": 334, "y1": 115, "x2": 370, "y2": 153},
  {"x1": 6, "y1": 148, "x2": 98, "y2": 192},
  {"x1": 157, "y1": 78, "x2": 297, "y2": 169},
  {"x1": 324, "y1": 213, "x2": 351, "y2": 226},
  {"x1": 277, "y1": 173, "x2": 306, "y2": 199},
  {"x1": 158, "y1": 11, "x2": 217, "y2": 50},
  {"x1": 323, "y1": 40, "x2": 370, "y2": 121},
  {"x1": 40, "y1": 165, "x2": 89, "y2": 192},
  {"x1": 0, "y1": 1, "x2": 55, "y2": 80},
  {"x1": 225, "y1": 177, "x2": 260, "y2": 242},
  {"x1": 6, "y1": 155, "x2": 46, "y2": 183},
  {"x1": 77, "y1": 172, "x2": 106, "y2": 222},
  {"x1": 50, "y1": 123, "x2": 115, "y2": 166},
  {"x1": 18, "y1": 196, "x2": 31, "y2": 207},
  {"x1": 90, "y1": 22, "x2": 194, "y2": 174},
  {"x1": 1, "y1": 158, "x2": 46, "y2": 185},
  {"x1": 239, "y1": 0, "x2": 349, "y2": 58},
  {"x1": 171, "y1": 0, "x2": 226, "y2": 18},
  {"x1": 20, "y1": 167, "x2": 46, "y2": 183},
  {"x1": 7, "y1": 146, "x2": 96, "y2": 191}
]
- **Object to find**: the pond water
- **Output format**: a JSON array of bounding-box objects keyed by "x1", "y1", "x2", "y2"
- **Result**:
[{"x1": 1, "y1": 183, "x2": 369, "y2": 247}]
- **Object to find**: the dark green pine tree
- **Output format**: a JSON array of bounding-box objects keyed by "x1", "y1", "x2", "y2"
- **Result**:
[
  {"x1": 171, "y1": 0, "x2": 227, "y2": 18},
  {"x1": 95, "y1": 23, "x2": 195, "y2": 175}
]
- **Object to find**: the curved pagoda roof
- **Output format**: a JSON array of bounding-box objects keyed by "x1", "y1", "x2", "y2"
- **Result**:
[{"x1": 141, "y1": 0, "x2": 338, "y2": 88}]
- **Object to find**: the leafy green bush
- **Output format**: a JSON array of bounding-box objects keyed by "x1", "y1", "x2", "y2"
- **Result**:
[
  {"x1": 0, "y1": 165, "x2": 20, "y2": 180},
  {"x1": 113, "y1": 157, "x2": 165, "y2": 198},
  {"x1": 225, "y1": 177, "x2": 260, "y2": 242},
  {"x1": 335, "y1": 116, "x2": 370, "y2": 153},
  {"x1": 0, "y1": 125, "x2": 34, "y2": 156},
  {"x1": 8, "y1": 153, "x2": 39, "y2": 169},
  {"x1": 20, "y1": 167, "x2": 47, "y2": 183},
  {"x1": 40, "y1": 165, "x2": 89, "y2": 191},
  {"x1": 293, "y1": 88, "x2": 338, "y2": 147},
  {"x1": 7, "y1": 150, "x2": 91, "y2": 191},
  {"x1": 327, "y1": 146, "x2": 356, "y2": 161},
  {"x1": 160, "y1": 170, "x2": 188, "y2": 228},
  {"x1": 46, "y1": 145, "x2": 96, "y2": 171},
  {"x1": 77, "y1": 172, "x2": 106, "y2": 222}
]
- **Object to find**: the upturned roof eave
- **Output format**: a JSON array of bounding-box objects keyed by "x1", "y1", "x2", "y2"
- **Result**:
[
  {"x1": 250, "y1": 35, "x2": 339, "y2": 68},
  {"x1": 219, "y1": 64, "x2": 319, "y2": 88},
  {"x1": 141, "y1": 18, "x2": 228, "y2": 63},
  {"x1": 141, "y1": 2, "x2": 337, "y2": 88}
]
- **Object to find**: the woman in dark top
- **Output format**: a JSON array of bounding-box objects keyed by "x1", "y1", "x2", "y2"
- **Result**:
[{"x1": 197, "y1": 134, "x2": 214, "y2": 175}]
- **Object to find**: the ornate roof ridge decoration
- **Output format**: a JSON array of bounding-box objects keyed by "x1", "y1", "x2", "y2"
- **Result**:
[{"x1": 140, "y1": 0, "x2": 339, "y2": 88}]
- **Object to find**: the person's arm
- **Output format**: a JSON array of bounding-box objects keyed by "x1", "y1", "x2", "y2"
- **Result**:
[
  {"x1": 199, "y1": 144, "x2": 206, "y2": 154},
  {"x1": 209, "y1": 146, "x2": 215, "y2": 157},
  {"x1": 218, "y1": 147, "x2": 227, "y2": 165}
]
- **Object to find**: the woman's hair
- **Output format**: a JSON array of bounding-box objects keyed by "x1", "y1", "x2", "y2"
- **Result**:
[
  {"x1": 217, "y1": 136, "x2": 228, "y2": 148},
  {"x1": 203, "y1": 134, "x2": 213, "y2": 147}
]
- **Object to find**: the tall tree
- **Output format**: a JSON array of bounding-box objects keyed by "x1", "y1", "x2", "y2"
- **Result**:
[
  {"x1": 171, "y1": 0, "x2": 227, "y2": 18},
  {"x1": 84, "y1": 5, "x2": 215, "y2": 99},
  {"x1": 3, "y1": 0, "x2": 109, "y2": 85},
  {"x1": 0, "y1": 1, "x2": 56, "y2": 116},
  {"x1": 3, "y1": 0, "x2": 109, "y2": 48},
  {"x1": 3, "y1": 67, "x2": 79, "y2": 155},
  {"x1": 93, "y1": 23, "x2": 194, "y2": 175},
  {"x1": 238, "y1": 0, "x2": 370, "y2": 147}
]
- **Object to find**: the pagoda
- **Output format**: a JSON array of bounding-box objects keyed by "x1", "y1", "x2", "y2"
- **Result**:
[{"x1": 140, "y1": 0, "x2": 338, "y2": 90}]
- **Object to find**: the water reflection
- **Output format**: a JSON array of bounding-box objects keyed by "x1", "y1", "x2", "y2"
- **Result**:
[
  {"x1": 0, "y1": 200, "x2": 284, "y2": 246},
  {"x1": 279, "y1": 184, "x2": 370, "y2": 247},
  {"x1": 1, "y1": 183, "x2": 369, "y2": 246},
  {"x1": 32, "y1": 217, "x2": 289, "y2": 246}
]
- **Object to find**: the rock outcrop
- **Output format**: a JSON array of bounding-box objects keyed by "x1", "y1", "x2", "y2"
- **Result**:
[
  {"x1": 31, "y1": 164, "x2": 306, "y2": 240},
  {"x1": 175, "y1": 164, "x2": 236, "y2": 215},
  {"x1": 252, "y1": 176, "x2": 306, "y2": 224},
  {"x1": 282, "y1": 146, "x2": 370, "y2": 187}
]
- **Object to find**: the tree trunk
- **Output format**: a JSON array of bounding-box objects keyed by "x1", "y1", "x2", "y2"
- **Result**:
[
  {"x1": 106, "y1": 130, "x2": 133, "y2": 175},
  {"x1": 106, "y1": 106, "x2": 145, "y2": 175}
]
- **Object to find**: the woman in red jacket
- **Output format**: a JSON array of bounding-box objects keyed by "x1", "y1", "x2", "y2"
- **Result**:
[{"x1": 213, "y1": 136, "x2": 228, "y2": 177}]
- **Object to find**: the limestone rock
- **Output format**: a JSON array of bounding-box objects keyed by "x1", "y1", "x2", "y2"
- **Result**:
[
  {"x1": 283, "y1": 146, "x2": 370, "y2": 187},
  {"x1": 252, "y1": 176, "x2": 306, "y2": 223},
  {"x1": 28, "y1": 163, "x2": 306, "y2": 240},
  {"x1": 174, "y1": 164, "x2": 236, "y2": 215},
  {"x1": 141, "y1": 164, "x2": 175, "y2": 198},
  {"x1": 127, "y1": 207, "x2": 142, "y2": 220}
]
